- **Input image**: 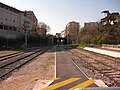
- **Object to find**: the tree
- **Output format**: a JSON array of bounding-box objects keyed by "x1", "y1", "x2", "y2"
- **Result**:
[
  {"x1": 92, "y1": 34, "x2": 105, "y2": 45},
  {"x1": 79, "y1": 22, "x2": 100, "y2": 45},
  {"x1": 101, "y1": 10, "x2": 119, "y2": 25},
  {"x1": 37, "y1": 22, "x2": 51, "y2": 37},
  {"x1": 101, "y1": 10, "x2": 120, "y2": 44}
]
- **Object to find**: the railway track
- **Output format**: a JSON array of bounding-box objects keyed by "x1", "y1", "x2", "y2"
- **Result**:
[
  {"x1": 78, "y1": 48, "x2": 120, "y2": 63},
  {"x1": 0, "y1": 47, "x2": 49, "y2": 80},
  {"x1": 0, "y1": 46, "x2": 45, "y2": 61},
  {"x1": 63, "y1": 46, "x2": 120, "y2": 87},
  {"x1": 72, "y1": 49, "x2": 120, "y2": 71},
  {"x1": 0, "y1": 52, "x2": 25, "y2": 61},
  {"x1": 0, "y1": 46, "x2": 42, "y2": 60},
  {"x1": 0, "y1": 51, "x2": 22, "y2": 59}
]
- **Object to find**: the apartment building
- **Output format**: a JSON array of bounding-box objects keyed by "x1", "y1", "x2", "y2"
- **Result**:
[
  {"x1": 0, "y1": 3, "x2": 20, "y2": 31},
  {"x1": 84, "y1": 22, "x2": 98, "y2": 28},
  {"x1": 65, "y1": 21, "x2": 80, "y2": 43},
  {"x1": 24, "y1": 11, "x2": 38, "y2": 31},
  {"x1": 0, "y1": 2, "x2": 36, "y2": 39},
  {"x1": 65, "y1": 21, "x2": 80, "y2": 36},
  {"x1": 0, "y1": 2, "x2": 33, "y2": 31}
]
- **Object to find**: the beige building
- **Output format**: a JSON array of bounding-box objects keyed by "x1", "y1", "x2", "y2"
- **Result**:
[
  {"x1": 24, "y1": 11, "x2": 38, "y2": 32},
  {"x1": 65, "y1": 21, "x2": 80, "y2": 43},
  {"x1": 65, "y1": 21, "x2": 80, "y2": 36},
  {"x1": 84, "y1": 22, "x2": 98, "y2": 28},
  {"x1": 0, "y1": 2, "x2": 21, "y2": 32},
  {"x1": 0, "y1": 2, "x2": 32, "y2": 32},
  {"x1": 0, "y1": 2, "x2": 37, "y2": 39}
]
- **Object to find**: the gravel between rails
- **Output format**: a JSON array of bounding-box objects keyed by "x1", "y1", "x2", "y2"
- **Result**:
[
  {"x1": 0, "y1": 50, "x2": 19, "y2": 57},
  {"x1": 0, "y1": 47, "x2": 55, "y2": 90},
  {"x1": 65, "y1": 47, "x2": 120, "y2": 87},
  {"x1": 73, "y1": 49, "x2": 120, "y2": 70}
]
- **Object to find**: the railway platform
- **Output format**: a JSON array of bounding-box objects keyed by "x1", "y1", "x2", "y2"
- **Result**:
[
  {"x1": 40, "y1": 46, "x2": 106, "y2": 90},
  {"x1": 84, "y1": 47, "x2": 120, "y2": 58}
]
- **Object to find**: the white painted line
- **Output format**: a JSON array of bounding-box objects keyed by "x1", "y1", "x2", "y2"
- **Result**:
[
  {"x1": 95, "y1": 79, "x2": 108, "y2": 87},
  {"x1": 32, "y1": 80, "x2": 50, "y2": 90},
  {"x1": 33, "y1": 46, "x2": 58, "y2": 90}
]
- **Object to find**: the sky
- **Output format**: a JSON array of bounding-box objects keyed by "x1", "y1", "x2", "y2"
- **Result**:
[{"x1": 0, "y1": 0, "x2": 120, "y2": 35}]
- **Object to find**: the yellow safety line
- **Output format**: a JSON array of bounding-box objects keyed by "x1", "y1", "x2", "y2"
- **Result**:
[
  {"x1": 68, "y1": 79, "x2": 95, "y2": 90},
  {"x1": 41, "y1": 78, "x2": 80, "y2": 90}
]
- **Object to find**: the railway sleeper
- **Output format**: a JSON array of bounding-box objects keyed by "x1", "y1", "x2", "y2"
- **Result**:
[
  {"x1": 105, "y1": 72, "x2": 120, "y2": 75},
  {"x1": 101, "y1": 70, "x2": 115, "y2": 73},
  {"x1": 109, "y1": 75, "x2": 120, "y2": 78},
  {"x1": 113, "y1": 78, "x2": 120, "y2": 81}
]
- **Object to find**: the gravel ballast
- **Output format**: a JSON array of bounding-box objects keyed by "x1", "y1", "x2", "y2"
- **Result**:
[{"x1": 0, "y1": 47, "x2": 55, "y2": 90}]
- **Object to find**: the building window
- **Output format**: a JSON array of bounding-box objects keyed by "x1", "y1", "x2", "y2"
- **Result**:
[
  {"x1": 13, "y1": 10, "x2": 15, "y2": 13},
  {"x1": 4, "y1": 25, "x2": 8, "y2": 30},
  {"x1": 13, "y1": 20, "x2": 15, "y2": 22},
  {"x1": 9, "y1": 8, "x2": 12, "y2": 11},
  {"x1": 0, "y1": 22, "x2": 3, "y2": 24},
  {"x1": 5, "y1": 7, "x2": 8, "y2": 10},
  {"x1": 13, "y1": 27, "x2": 17, "y2": 31},
  {"x1": 0, "y1": 5, "x2": 4, "y2": 8},
  {"x1": 6, "y1": 18, "x2": 7, "y2": 21},
  {"x1": 0, "y1": 25, "x2": 3, "y2": 29},
  {"x1": 9, "y1": 26, "x2": 12, "y2": 30}
]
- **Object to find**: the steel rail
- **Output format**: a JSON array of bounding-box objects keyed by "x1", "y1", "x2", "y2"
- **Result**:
[
  {"x1": 0, "y1": 47, "x2": 49, "y2": 80},
  {"x1": 65, "y1": 48, "x2": 120, "y2": 86}
]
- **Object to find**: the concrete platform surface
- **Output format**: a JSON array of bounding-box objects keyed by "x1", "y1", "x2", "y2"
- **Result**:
[{"x1": 84, "y1": 47, "x2": 120, "y2": 58}]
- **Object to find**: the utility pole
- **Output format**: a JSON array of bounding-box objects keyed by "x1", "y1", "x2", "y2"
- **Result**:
[
  {"x1": 6, "y1": 27, "x2": 8, "y2": 49},
  {"x1": 25, "y1": 31, "x2": 27, "y2": 49},
  {"x1": 52, "y1": 36, "x2": 54, "y2": 45},
  {"x1": 24, "y1": 23, "x2": 27, "y2": 49}
]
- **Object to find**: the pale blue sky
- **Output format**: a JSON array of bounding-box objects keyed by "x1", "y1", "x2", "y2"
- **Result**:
[{"x1": 0, "y1": 0, "x2": 120, "y2": 34}]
